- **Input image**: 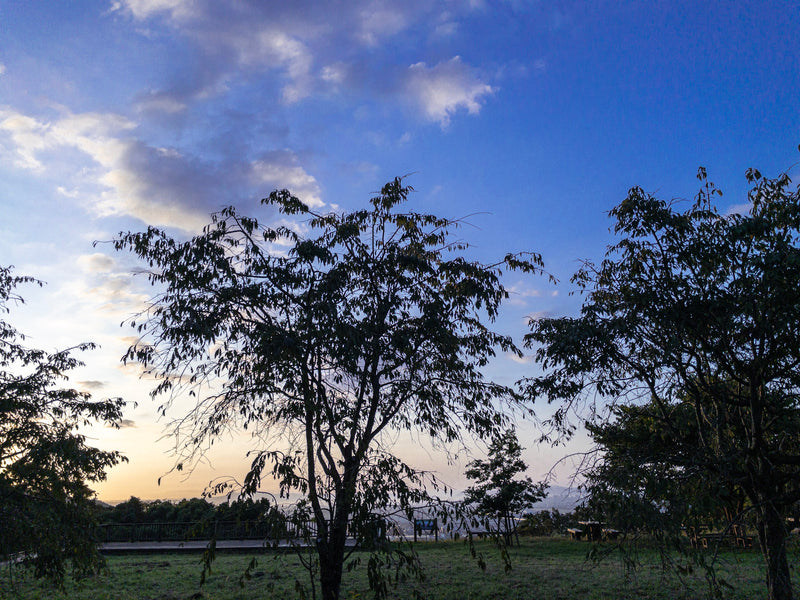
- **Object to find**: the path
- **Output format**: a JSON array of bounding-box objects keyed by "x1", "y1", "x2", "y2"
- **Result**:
[{"x1": 99, "y1": 539, "x2": 358, "y2": 553}]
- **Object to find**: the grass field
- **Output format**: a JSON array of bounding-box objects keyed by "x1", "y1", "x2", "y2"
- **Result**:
[{"x1": 0, "y1": 537, "x2": 788, "y2": 600}]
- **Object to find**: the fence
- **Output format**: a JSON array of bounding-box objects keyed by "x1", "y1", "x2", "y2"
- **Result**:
[
  {"x1": 98, "y1": 513, "x2": 452, "y2": 544},
  {"x1": 98, "y1": 519, "x2": 316, "y2": 543}
]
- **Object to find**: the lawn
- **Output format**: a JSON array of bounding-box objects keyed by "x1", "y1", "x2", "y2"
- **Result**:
[{"x1": 0, "y1": 537, "x2": 787, "y2": 600}]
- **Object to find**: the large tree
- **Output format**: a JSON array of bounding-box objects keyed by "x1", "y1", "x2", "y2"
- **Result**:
[
  {"x1": 0, "y1": 267, "x2": 126, "y2": 585},
  {"x1": 524, "y1": 163, "x2": 800, "y2": 600},
  {"x1": 114, "y1": 179, "x2": 543, "y2": 600}
]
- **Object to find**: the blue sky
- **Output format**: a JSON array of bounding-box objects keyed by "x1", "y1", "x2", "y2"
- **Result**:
[{"x1": 1, "y1": 1, "x2": 798, "y2": 502}]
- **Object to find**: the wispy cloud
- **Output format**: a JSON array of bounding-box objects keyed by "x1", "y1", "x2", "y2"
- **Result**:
[
  {"x1": 525, "y1": 310, "x2": 555, "y2": 323},
  {"x1": 506, "y1": 352, "x2": 533, "y2": 365},
  {"x1": 110, "y1": 0, "x2": 496, "y2": 129},
  {"x1": 78, "y1": 380, "x2": 106, "y2": 390},
  {"x1": 726, "y1": 203, "x2": 751, "y2": 216},
  {"x1": 77, "y1": 253, "x2": 117, "y2": 273},
  {"x1": 405, "y1": 57, "x2": 495, "y2": 128},
  {"x1": 134, "y1": 92, "x2": 187, "y2": 115},
  {"x1": 70, "y1": 252, "x2": 150, "y2": 318},
  {"x1": 112, "y1": 1, "x2": 322, "y2": 105},
  {"x1": 0, "y1": 106, "x2": 322, "y2": 231},
  {"x1": 110, "y1": 0, "x2": 191, "y2": 20},
  {"x1": 250, "y1": 151, "x2": 324, "y2": 208},
  {"x1": 356, "y1": 3, "x2": 411, "y2": 46},
  {"x1": 0, "y1": 108, "x2": 66, "y2": 171},
  {"x1": 505, "y1": 283, "x2": 548, "y2": 307}
]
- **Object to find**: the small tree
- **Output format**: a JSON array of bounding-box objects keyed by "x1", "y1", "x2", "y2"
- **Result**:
[
  {"x1": 463, "y1": 429, "x2": 547, "y2": 545},
  {"x1": 0, "y1": 267, "x2": 126, "y2": 585},
  {"x1": 114, "y1": 178, "x2": 545, "y2": 600},
  {"x1": 524, "y1": 161, "x2": 800, "y2": 600}
]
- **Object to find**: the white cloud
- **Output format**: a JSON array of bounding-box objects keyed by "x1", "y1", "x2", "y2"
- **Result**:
[
  {"x1": 357, "y1": 2, "x2": 410, "y2": 46},
  {"x1": 0, "y1": 107, "x2": 212, "y2": 230},
  {"x1": 321, "y1": 62, "x2": 349, "y2": 87},
  {"x1": 405, "y1": 57, "x2": 495, "y2": 128},
  {"x1": 230, "y1": 29, "x2": 315, "y2": 103},
  {"x1": 135, "y1": 92, "x2": 187, "y2": 114},
  {"x1": 275, "y1": 40, "x2": 314, "y2": 104},
  {"x1": 526, "y1": 310, "x2": 554, "y2": 323},
  {"x1": 507, "y1": 352, "x2": 533, "y2": 365},
  {"x1": 52, "y1": 112, "x2": 136, "y2": 167},
  {"x1": 110, "y1": 1, "x2": 489, "y2": 115},
  {"x1": 0, "y1": 63, "x2": 6, "y2": 76},
  {"x1": 250, "y1": 153, "x2": 324, "y2": 208},
  {"x1": 56, "y1": 186, "x2": 80, "y2": 198},
  {"x1": 506, "y1": 283, "x2": 545, "y2": 306},
  {"x1": 1, "y1": 104, "x2": 326, "y2": 232},
  {"x1": 77, "y1": 380, "x2": 107, "y2": 390},
  {"x1": 0, "y1": 109, "x2": 54, "y2": 170},
  {"x1": 726, "y1": 203, "x2": 751, "y2": 215},
  {"x1": 111, "y1": 0, "x2": 193, "y2": 20},
  {"x1": 0, "y1": 108, "x2": 137, "y2": 171}
]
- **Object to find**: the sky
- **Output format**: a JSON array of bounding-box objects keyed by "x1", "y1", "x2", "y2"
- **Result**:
[{"x1": 1, "y1": 1, "x2": 799, "y2": 504}]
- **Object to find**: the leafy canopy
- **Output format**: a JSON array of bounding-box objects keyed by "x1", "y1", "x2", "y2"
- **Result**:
[
  {"x1": 524, "y1": 161, "x2": 800, "y2": 600},
  {"x1": 114, "y1": 178, "x2": 546, "y2": 600},
  {"x1": 0, "y1": 266, "x2": 126, "y2": 585},
  {"x1": 583, "y1": 399, "x2": 748, "y2": 538}
]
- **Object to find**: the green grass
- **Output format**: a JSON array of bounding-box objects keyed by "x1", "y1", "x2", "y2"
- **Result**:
[{"x1": 0, "y1": 537, "x2": 788, "y2": 600}]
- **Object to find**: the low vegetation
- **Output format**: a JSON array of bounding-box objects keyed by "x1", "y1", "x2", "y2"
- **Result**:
[{"x1": 1, "y1": 537, "x2": 786, "y2": 600}]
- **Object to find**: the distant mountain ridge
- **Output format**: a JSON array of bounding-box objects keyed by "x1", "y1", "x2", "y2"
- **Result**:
[{"x1": 528, "y1": 485, "x2": 584, "y2": 513}]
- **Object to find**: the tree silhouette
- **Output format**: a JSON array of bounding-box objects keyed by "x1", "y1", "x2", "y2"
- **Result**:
[
  {"x1": 114, "y1": 179, "x2": 545, "y2": 600},
  {"x1": 525, "y1": 162, "x2": 800, "y2": 600},
  {"x1": 0, "y1": 267, "x2": 126, "y2": 585},
  {"x1": 463, "y1": 428, "x2": 547, "y2": 545}
]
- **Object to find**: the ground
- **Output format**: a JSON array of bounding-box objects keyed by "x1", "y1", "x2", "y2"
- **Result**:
[{"x1": 0, "y1": 537, "x2": 782, "y2": 600}]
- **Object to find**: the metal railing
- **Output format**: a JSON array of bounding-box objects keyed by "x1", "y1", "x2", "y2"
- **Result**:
[{"x1": 98, "y1": 519, "x2": 316, "y2": 543}]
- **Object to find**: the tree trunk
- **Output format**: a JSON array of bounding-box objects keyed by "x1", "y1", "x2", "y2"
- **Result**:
[
  {"x1": 756, "y1": 503, "x2": 793, "y2": 600},
  {"x1": 503, "y1": 513, "x2": 514, "y2": 546},
  {"x1": 318, "y1": 519, "x2": 348, "y2": 600},
  {"x1": 317, "y1": 465, "x2": 359, "y2": 600}
]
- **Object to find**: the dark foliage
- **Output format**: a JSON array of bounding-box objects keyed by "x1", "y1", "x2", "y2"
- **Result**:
[
  {"x1": 583, "y1": 399, "x2": 751, "y2": 539},
  {"x1": 97, "y1": 495, "x2": 276, "y2": 525},
  {"x1": 516, "y1": 509, "x2": 573, "y2": 537},
  {"x1": 463, "y1": 429, "x2": 547, "y2": 545},
  {"x1": 524, "y1": 160, "x2": 800, "y2": 600},
  {"x1": 113, "y1": 179, "x2": 546, "y2": 600},
  {"x1": 0, "y1": 266, "x2": 126, "y2": 586}
]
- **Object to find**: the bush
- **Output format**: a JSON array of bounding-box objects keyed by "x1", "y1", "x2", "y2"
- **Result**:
[{"x1": 518, "y1": 510, "x2": 574, "y2": 536}]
